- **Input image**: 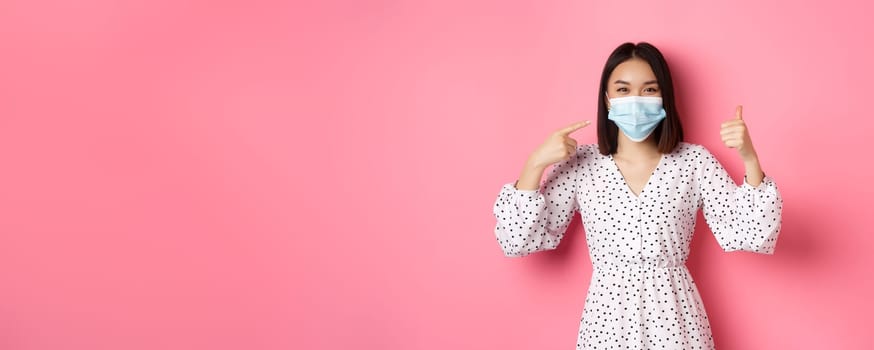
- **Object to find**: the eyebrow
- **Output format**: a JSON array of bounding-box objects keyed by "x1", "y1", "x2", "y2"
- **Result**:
[{"x1": 613, "y1": 80, "x2": 658, "y2": 85}]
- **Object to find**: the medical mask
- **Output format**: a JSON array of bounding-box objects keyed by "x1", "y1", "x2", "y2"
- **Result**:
[{"x1": 606, "y1": 94, "x2": 667, "y2": 142}]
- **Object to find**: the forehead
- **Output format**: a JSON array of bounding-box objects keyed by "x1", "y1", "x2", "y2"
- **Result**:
[{"x1": 608, "y1": 58, "x2": 657, "y2": 83}]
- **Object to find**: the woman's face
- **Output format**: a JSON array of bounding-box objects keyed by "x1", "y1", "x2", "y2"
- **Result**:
[{"x1": 605, "y1": 58, "x2": 661, "y2": 107}]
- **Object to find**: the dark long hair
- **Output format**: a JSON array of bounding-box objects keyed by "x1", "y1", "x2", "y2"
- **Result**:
[{"x1": 597, "y1": 42, "x2": 683, "y2": 155}]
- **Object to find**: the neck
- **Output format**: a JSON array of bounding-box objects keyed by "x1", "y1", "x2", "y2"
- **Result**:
[{"x1": 615, "y1": 132, "x2": 660, "y2": 160}]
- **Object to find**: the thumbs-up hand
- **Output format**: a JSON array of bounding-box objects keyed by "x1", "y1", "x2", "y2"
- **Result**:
[
  {"x1": 527, "y1": 120, "x2": 591, "y2": 169},
  {"x1": 720, "y1": 105, "x2": 757, "y2": 161}
]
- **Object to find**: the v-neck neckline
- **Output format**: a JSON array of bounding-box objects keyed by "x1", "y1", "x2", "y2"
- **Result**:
[{"x1": 608, "y1": 152, "x2": 666, "y2": 200}]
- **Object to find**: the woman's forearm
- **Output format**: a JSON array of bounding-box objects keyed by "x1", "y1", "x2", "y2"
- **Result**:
[
  {"x1": 515, "y1": 158, "x2": 548, "y2": 191},
  {"x1": 743, "y1": 154, "x2": 764, "y2": 187}
]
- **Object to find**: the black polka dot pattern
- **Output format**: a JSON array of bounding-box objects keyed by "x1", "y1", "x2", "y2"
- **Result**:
[{"x1": 492, "y1": 142, "x2": 783, "y2": 349}]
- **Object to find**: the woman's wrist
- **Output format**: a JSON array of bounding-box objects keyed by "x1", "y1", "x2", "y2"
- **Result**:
[
  {"x1": 742, "y1": 154, "x2": 760, "y2": 169},
  {"x1": 524, "y1": 154, "x2": 548, "y2": 171}
]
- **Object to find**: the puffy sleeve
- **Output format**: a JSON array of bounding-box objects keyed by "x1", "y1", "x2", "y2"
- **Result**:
[
  {"x1": 492, "y1": 147, "x2": 583, "y2": 257},
  {"x1": 695, "y1": 145, "x2": 783, "y2": 254}
]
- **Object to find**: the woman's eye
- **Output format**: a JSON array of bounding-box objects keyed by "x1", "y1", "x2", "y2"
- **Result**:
[
  {"x1": 645, "y1": 87, "x2": 659, "y2": 93},
  {"x1": 617, "y1": 87, "x2": 628, "y2": 92}
]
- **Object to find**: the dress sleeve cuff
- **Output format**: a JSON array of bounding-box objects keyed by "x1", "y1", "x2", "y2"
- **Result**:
[
  {"x1": 741, "y1": 173, "x2": 776, "y2": 193},
  {"x1": 504, "y1": 182, "x2": 541, "y2": 206}
]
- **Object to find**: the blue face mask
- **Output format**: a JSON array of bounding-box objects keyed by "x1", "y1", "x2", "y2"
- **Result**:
[{"x1": 606, "y1": 94, "x2": 667, "y2": 142}]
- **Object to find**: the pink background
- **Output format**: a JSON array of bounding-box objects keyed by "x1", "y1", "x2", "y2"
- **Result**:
[{"x1": 1, "y1": 0, "x2": 872, "y2": 349}]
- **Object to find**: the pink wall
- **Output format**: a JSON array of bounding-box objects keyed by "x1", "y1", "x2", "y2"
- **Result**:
[{"x1": 0, "y1": 0, "x2": 871, "y2": 349}]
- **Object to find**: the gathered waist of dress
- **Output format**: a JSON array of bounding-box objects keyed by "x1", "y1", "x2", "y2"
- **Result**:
[{"x1": 592, "y1": 259, "x2": 688, "y2": 272}]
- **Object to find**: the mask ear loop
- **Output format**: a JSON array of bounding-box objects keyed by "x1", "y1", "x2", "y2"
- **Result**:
[{"x1": 605, "y1": 92, "x2": 611, "y2": 111}]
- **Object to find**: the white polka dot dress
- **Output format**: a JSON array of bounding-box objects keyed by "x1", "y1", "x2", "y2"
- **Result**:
[{"x1": 492, "y1": 142, "x2": 783, "y2": 349}]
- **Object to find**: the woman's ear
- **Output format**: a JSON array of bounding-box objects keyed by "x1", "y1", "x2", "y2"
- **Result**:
[{"x1": 604, "y1": 92, "x2": 611, "y2": 111}]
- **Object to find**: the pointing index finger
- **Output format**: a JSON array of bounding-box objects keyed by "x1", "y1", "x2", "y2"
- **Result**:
[
  {"x1": 557, "y1": 120, "x2": 590, "y2": 135},
  {"x1": 736, "y1": 105, "x2": 743, "y2": 120}
]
